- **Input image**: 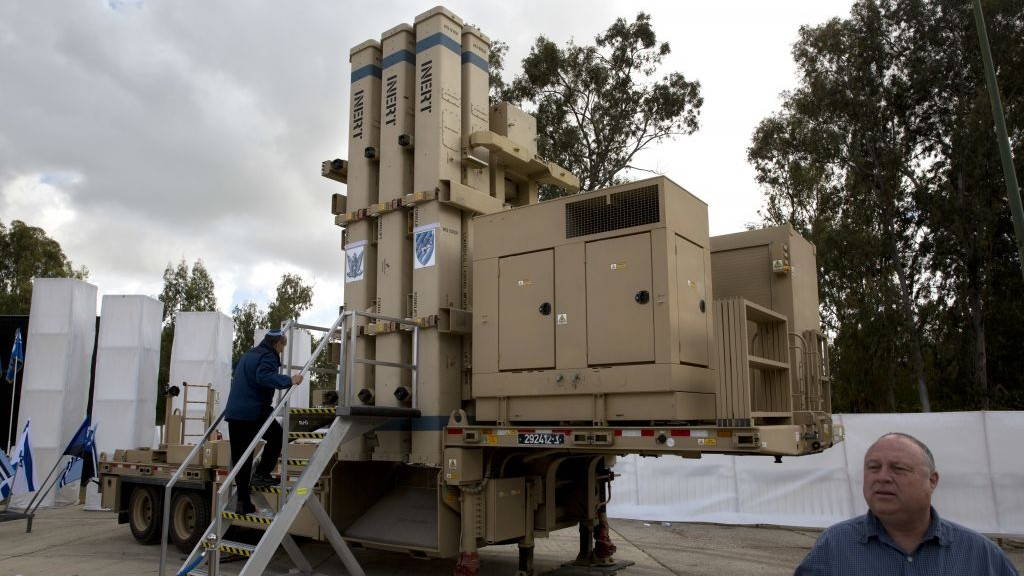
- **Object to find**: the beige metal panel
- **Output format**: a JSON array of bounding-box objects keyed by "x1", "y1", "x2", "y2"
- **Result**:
[
  {"x1": 606, "y1": 392, "x2": 716, "y2": 422},
  {"x1": 675, "y1": 235, "x2": 709, "y2": 366},
  {"x1": 585, "y1": 233, "x2": 655, "y2": 365},
  {"x1": 662, "y1": 178, "x2": 709, "y2": 248},
  {"x1": 411, "y1": 7, "x2": 465, "y2": 466},
  {"x1": 471, "y1": 257, "x2": 499, "y2": 374},
  {"x1": 711, "y1": 245, "x2": 771, "y2": 310},
  {"x1": 789, "y1": 232, "x2": 821, "y2": 335},
  {"x1": 461, "y1": 27, "x2": 490, "y2": 193},
  {"x1": 489, "y1": 102, "x2": 537, "y2": 157},
  {"x1": 347, "y1": 41, "x2": 382, "y2": 211},
  {"x1": 498, "y1": 250, "x2": 555, "y2": 370},
  {"x1": 651, "y1": 228, "x2": 676, "y2": 365},
  {"x1": 374, "y1": 24, "x2": 416, "y2": 460},
  {"x1": 346, "y1": 40, "x2": 383, "y2": 404},
  {"x1": 485, "y1": 477, "x2": 526, "y2": 543},
  {"x1": 473, "y1": 176, "x2": 675, "y2": 262},
  {"x1": 554, "y1": 243, "x2": 587, "y2": 369},
  {"x1": 474, "y1": 362, "x2": 714, "y2": 397}
]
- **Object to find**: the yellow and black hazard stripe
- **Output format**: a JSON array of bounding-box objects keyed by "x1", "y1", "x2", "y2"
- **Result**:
[
  {"x1": 221, "y1": 511, "x2": 273, "y2": 525},
  {"x1": 252, "y1": 485, "x2": 282, "y2": 494},
  {"x1": 289, "y1": 407, "x2": 335, "y2": 416},
  {"x1": 286, "y1": 459, "x2": 309, "y2": 467},
  {"x1": 288, "y1": 432, "x2": 327, "y2": 440},
  {"x1": 218, "y1": 543, "x2": 253, "y2": 557}
]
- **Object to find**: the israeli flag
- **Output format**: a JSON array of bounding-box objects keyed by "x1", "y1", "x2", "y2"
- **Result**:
[
  {"x1": 57, "y1": 457, "x2": 83, "y2": 489},
  {"x1": 5, "y1": 328, "x2": 24, "y2": 383},
  {"x1": 10, "y1": 420, "x2": 35, "y2": 494},
  {"x1": 0, "y1": 448, "x2": 13, "y2": 499}
]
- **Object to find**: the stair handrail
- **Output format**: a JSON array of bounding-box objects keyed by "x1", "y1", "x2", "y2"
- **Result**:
[
  {"x1": 158, "y1": 408, "x2": 226, "y2": 576},
  {"x1": 206, "y1": 311, "x2": 347, "y2": 573}
]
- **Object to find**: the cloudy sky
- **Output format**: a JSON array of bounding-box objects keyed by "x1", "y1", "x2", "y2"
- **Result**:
[{"x1": 0, "y1": 0, "x2": 854, "y2": 327}]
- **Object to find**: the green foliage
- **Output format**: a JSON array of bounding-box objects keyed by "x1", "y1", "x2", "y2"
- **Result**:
[
  {"x1": 266, "y1": 273, "x2": 314, "y2": 330},
  {"x1": 749, "y1": 0, "x2": 1024, "y2": 412},
  {"x1": 0, "y1": 220, "x2": 88, "y2": 314},
  {"x1": 158, "y1": 259, "x2": 217, "y2": 326},
  {"x1": 156, "y1": 259, "x2": 218, "y2": 422},
  {"x1": 495, "y1": 13, "x2": 703, "y2": 194},
  {"x1": 228, "y1": 273, "x2": 314, "y2": 369},
  {"x1": 231, "y1": 301, "x2": 267, "y2": 367}
]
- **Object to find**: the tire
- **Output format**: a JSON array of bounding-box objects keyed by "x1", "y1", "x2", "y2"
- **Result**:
[
  {"x1": 128, "y1": 485, "x2": 163, "y2": 544},
  {"x1": 170, "y1": 490, "x2": 211, "y2": 553}
]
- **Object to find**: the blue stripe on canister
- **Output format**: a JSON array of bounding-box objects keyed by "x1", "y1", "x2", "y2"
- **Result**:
[
  {"x1": 351, "y1": 65, "x2": 382, "y2": 83},
  {"x1": 461, "y1": 51, "x2": 489, "y2": 72},
  {"x1": 382, "y1": 50, "x2": 416, "y2": 69},
  {"x1": 415, "y1": 32, "x2": 461, "y2": 55}
]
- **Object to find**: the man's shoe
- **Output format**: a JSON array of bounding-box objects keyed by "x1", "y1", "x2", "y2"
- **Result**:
[
  {"x1": 251, "y1": 473, "x2": 280, "y2": 488},
  {"x1": 236, "y1": 500, "x2": 257, "y2": 516}
]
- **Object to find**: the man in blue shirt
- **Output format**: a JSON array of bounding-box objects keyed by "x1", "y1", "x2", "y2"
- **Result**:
[
  {"x1": 225, "y1": 329, "x2": 303, "y2": 515},
  {"x1": 796, "y1": 432, "x2": 1018, "y2": 575}
]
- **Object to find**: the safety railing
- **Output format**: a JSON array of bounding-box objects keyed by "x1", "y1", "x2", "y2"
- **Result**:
[
  {"x1": 158, "y1": 408, "x2": 226, "y2": 576},
  {"x1": 342, "y1": 310, "x2": 420, "y2": 409},
  {"x1": 161, "y1": 309, "x2": 421, "y2": 576}
]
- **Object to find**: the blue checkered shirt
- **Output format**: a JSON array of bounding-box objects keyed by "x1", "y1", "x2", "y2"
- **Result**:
[{"x1": 796, "y1": 508, "x2": 1019, "y2": 575}]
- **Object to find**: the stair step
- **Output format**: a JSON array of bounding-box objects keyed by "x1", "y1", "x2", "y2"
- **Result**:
[
  {"x1": 289, "y1": 431, "x2": 327, "y2": 440},
  {"x1": 222, "y1": 510, "x2": 275, "y2": 525},
  {"x1": 252, "y1": 483, "x2": 320, "y2": 495},
  {"x1": 289, "y1": 407, "x2": 335, "y2": 416},
  {"x1": 285, "y1": 458, "x2": 309, "y2": 467},
  {"x1": 215, "y1": 539, "x2": 256, "y2": 557},
  {"x1": 188, "y1": 569, "x2": 207, "y2": 576}
]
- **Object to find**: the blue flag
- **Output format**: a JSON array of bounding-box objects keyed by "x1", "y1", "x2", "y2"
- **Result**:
[
  {"x1": 57, "y1": 456, "x2": 83, "y2": 489},
  {"x1": 5, "y1": 328, "x2": 24, "y2": 383},
  {"x1": 62, "y1": 418, "x2": 98, "y2": 486},
  {"x1": 0, "y1": 448, "x2": 13, "y2": 499},
  {"x1": 10, "y1": 420, "x2": 35, "y2": 494}
]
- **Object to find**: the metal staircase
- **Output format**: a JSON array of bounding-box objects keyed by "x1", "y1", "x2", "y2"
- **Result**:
[{"x1": 158, "y1": 310, "x2": 422, "y2": 576}]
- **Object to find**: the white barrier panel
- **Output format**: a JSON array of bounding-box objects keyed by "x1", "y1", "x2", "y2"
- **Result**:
[
  {"x1": 85, "y1": 295, "x2": 163, "y2": 510},
  {"x1": 254, "y1": 328, "x2": 312, "y2": 409},
  {"x1": 168, "y1": 312, "x2": 232, "y2": 439},
  {"x1": 13, "y1": 279, "x2": 97, "y2": 508},
  {"x1": 608, "y1": 411, "x2": 1024, "y2": 536}
]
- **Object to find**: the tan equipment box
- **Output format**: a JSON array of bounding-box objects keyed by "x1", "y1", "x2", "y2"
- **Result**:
[
  {"x1": 166, "y1": 444, "x2": 205, "y2": 466},
  {"x1": 710, "y1": 224, "x2": 819, "y2": 335},
  {"x1": 472, "y1": 176, "x2": 716, "y2": 424},
  {"x1": 710, "y1": 225, "x2": 831, "y2": 419}
]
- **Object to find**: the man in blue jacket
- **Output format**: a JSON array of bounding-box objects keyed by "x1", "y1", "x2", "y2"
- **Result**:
[{"x1": 225, "y1": 329, "x2": 303, "y2": 515}]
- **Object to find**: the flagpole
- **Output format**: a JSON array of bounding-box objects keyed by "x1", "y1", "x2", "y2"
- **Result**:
[{"x1": 6, "y1": 357, "x2": 17, "y2": 454}]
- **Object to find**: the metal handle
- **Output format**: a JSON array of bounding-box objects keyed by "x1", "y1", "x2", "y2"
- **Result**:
[
  {"x1": 634, "y1": 290, "x2": 650, "y2": 305},
  {"x1": 538, "y1": 302, "x2": 552, "y2": 316}
]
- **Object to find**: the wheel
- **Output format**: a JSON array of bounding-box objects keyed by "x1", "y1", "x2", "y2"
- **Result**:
[
  {"x1": 128, "y1": 485, "x2": 163, "y2": 544},
  {"x1": 170, "y1": 490, "x2": 211, "y2": 553}
]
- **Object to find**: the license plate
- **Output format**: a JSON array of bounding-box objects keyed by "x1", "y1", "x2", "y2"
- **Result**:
[{"x1": 518, "y1": 433, "x2": 565, "y2": 446}]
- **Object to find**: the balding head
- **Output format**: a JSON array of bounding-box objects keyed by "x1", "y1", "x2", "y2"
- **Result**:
[
  {"x1": 871, "y1": 433, "x2": 935, "y2": 472},
  {"x1": 863, "y1": 433, "x2": 939, "y2": 528}
]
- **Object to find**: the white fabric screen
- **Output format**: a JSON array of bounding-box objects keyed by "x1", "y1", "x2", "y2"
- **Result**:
[
  {"x1": 168, "y1": 312, "x2": 232, "y2": 439},
  {"x1": 254, "y1": 328, "x2": 312, "y2": 409},
  {"x1": 84, "y1": 295, "x2": 163, "y2": 510},
  {"x1": 12, "y1": 279, "x2": 97, "y2": 508},
  {"x1": 608, "y1": 411, "x2": 1024, "y2": 536}
]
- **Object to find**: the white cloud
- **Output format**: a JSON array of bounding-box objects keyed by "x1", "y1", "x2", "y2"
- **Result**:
[
  {"x1": 2, "y1": 174, "x2": 79, "y2": 235},
  {"x1": 0, "y1": 1, "x2": 852, "y2": 326}
]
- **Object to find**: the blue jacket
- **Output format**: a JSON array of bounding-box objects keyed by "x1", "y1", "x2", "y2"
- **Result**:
[{"x1": 224, "y1": 341, "x2": 292, "y2": 421}]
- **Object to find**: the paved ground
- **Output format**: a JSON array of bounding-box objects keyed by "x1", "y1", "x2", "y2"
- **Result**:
[{"x1": 1, "y1": 505, "x2": 1021, "y2": 575}]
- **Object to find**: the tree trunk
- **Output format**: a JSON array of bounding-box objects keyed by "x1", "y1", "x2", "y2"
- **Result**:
[
  {"x1": 871, "y1": 147, "x2": 930, "y2": 412},
  {"x1": 957, "y1": 169, "x2": 990, "y2": 410},
  {"x1": 892, "y1": 254, "x2": 931, "y2": 412}
]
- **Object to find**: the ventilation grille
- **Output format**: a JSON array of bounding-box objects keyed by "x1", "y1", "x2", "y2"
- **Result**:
[{"x1": 565, "y1": 185, "x2": 660, "y2": 238}]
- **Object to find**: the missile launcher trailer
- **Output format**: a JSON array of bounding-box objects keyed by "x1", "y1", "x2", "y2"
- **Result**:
[{"x1": 99, "y1": 6, "x2": 840, "y2": 576}]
